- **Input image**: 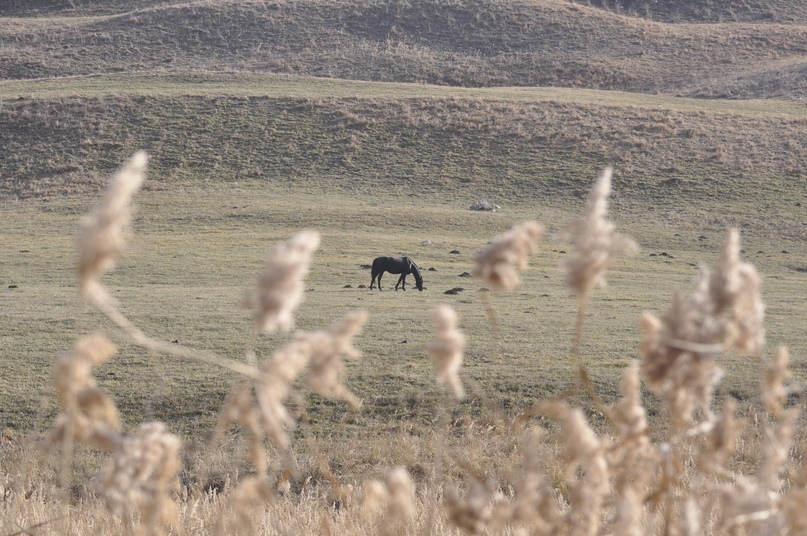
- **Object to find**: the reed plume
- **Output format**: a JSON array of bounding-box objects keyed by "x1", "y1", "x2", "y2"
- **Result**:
[
  {"x1": 362, "y1": 467, "x2": 416, "y2": 535},
  {"x1": 561, "y1": 167, "x2": 638, "y2": 300},
  {"x1": 101, "y1": 422, "x2": 181, "y2": 535},
  {"x1": 472, "y1": 221, "x2": 544, "y2": 291},
  {"x1": 253, "y1": 230, "x2": 320, "y2": 333},
  {"x1": 304, "y1": 309, "x2": 368, "y2": 407},
  {"x1": 640, "y1": 229, "x2": 764, "y2": 427},
  {"x1": 427, "y1": 305, "x2": 466, "y2": 399},
  {"x1": 218, "y1": 310, "x2": 367, "y2": 452},
  {"x1": 762, "y1": 346, "x2": 792, "y2": 417},
  {"x1": 46, "y1": 334, "x2": 122, "y2": 452},
  {"x1": 76, "y1": 151, "x2": 147, "y2": 304},
  {"x1": 444, "y1": 477, "x2": 498, "y2": 534},
  {"x1": 560, "y1": 406, "x2": 609, "y2": 536}
]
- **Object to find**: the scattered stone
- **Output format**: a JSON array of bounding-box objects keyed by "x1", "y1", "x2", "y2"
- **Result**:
[
  {"x1": 458, "y1": 272, "x2": 471, "y2": 278},
  {"x1": 782, "y1": 250, "x2": 790, "y2": 254},
  {"x1": 8, "y1": 285, "x2": 17, "y2": 289},
  {"x1": 478, "y1": 288, "x2": 490, "y2": 292},
  {"x1": 649, "y1": 253, "x2": 657, "y2": 257},
  {"x1": 558, "y1": 250, "x2": 566, "y2": 254},
  {"x1": 400, "y1": 340, "x2": 407, "y2": 344},
  {"x1": 449, "y1": 250, "x2": 461, "y2": 254},
  {"x1": 358, "y1": 284, "x2": 367, "y2": 289},
  {"x1": 698, "y1": 235, "x2": 707, "y2": 240},
  {"x1": 428, "y1": 267, "x2": 437, "y2": 271},
  {"x1": 444, "y1": 287, "x2": 465, "y2": 295},
  {"x1": 421, "y1": 240, "x2": 432, "y2": 246},
  {"x1": 470, "y1": 200, "x2": 500, "y2": 212},
  {"x1": 360, "y1": 264, "x2": 372, "y2": 269},
  {"x1": 343, "y1": 284, "x2": 353, "y2": 288}
]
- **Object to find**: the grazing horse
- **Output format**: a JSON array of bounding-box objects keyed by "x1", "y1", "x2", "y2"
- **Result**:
[{"x1": 369, "y1": 256, "x2": 424, "y2": 291}]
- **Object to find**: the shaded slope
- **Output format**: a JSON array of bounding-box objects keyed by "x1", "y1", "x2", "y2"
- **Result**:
[
  {"x1": 572, "y1": 0, "x2": 807, "y2": 23},
  {"x1": 1, "y1": 0, "x2": 805, "y2": 97},
  {"x1": 6, "y1": 0, "x2": 807, "y2": 23}
]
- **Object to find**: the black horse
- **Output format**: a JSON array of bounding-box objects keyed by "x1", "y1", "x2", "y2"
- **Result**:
[{"x1": 369, "y1": 256, "x2": 424, "y2": 291}]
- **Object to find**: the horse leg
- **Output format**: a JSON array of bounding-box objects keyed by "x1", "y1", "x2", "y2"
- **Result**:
[
  {"x1": 396, "y1": 273, "x2": 407, "y2": 291},
  {"x1": 377, "y1": 271, "x2": 384, "y2": 291}
]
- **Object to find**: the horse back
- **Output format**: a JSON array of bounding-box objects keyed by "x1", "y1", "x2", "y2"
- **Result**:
[{"x1": 372, "y1": 256, "x2": 407, "y2": 274}]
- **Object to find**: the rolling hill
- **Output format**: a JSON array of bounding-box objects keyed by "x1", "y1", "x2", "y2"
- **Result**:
[{"x1": 1, "y1": 0, "x2": 805, "y2": 97}]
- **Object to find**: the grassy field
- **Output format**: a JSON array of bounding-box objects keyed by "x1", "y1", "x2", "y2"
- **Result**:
[
  {"x1": 2, "y1": 0, "x2": 807, "y2": 532},
  {"x1": 3, "y1": 175, "x2": 806, "y2": 437}
]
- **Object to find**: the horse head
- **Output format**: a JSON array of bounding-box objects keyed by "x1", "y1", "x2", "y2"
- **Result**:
[{"x1": 413, "y1": 264, "x2": 424, "y2": 291}]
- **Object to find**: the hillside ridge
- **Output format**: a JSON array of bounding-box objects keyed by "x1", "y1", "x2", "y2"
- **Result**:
[{"x1": 1, "y1": 0, "x2": 805, "y2": 98}]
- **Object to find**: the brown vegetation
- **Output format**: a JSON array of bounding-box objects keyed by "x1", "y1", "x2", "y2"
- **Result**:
[{"x1": 1, "y1": 0, "x2": 805, "y2": 98}]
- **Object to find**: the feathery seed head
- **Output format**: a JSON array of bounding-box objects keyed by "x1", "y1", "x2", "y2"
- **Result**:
[
  {"x1": 251, "y1": 311, "x2": 367, "y2": 450},
  {"x1": 53, "y1": 334, "x2": 121, "y2": 432},
  {"x1": 640, "y1": 229, "x2": 765, "y2": 427},
  {"x1": 763, "y1": 346, "x2": 792, "y2": 417},
  {"x1": 254, "y1": 230, "x2": 320, "y2": 333},
  {"x1": 562, "y1": 167, "x2": 637, "y2": 298},
  {"x1": 427, "y1": 305, "x2": 467, "y2": 399},
  {"x1": 77, "y1": 151, "x2": 147, "y2": 302},
  {"x1": 304, "y1": 309, "x2": 368, "y2": 408},
  {"x1": 472, "y1": 221, "x2": 544, "y2": 291},
  {"x1": 101, "y1": 422, "x2": 181, "y2": 531}
]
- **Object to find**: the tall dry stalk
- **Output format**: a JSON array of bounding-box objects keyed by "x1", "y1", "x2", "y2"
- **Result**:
[
  {"x1": 101, "y1": 422, "x2": 181, "y2": 535},
  {"x1": 45, "y1": 335, "x2": 182, "y2": 535},
  {"x1": 212, "y1": 321, "x2": 361, "y2": 531},
  {"x1": 561, "y1": 167, "x2": 636, "y2": 396},
  {"x1": 361, "y1": 467, "x2": 416, "y2": 536},
  {"x1": 472, "y1": 219, "x2": 544, "y2": 332}
]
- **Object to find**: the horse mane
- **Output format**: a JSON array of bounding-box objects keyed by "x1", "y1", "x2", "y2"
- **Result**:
[{"x1": 410, "y1": 260, "x2": 423, "y2": 281}]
